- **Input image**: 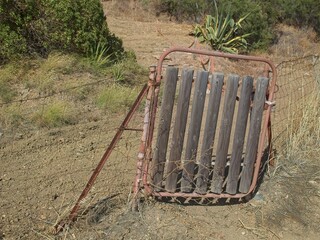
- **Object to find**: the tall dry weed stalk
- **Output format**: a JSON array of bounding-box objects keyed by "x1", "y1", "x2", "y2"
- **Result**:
[
  {"x1": 264, "y1": 90, "x2": 320, "y2": 231},
  {"x1": 286, "y1": 91, "x2": 320, "y2": 160}
]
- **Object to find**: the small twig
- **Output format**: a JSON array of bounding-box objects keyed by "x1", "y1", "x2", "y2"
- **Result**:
[
  {"x1": 267, "y1": 228, "x2": 281, "y2": 240},
  {"x1": 239, "y1": 219, "x2": 281, "y2": 239},
  {"x1": 31, "y1": 229, "x2": 54, "y2": 240},
  {"x1": 239, "y1": 218, "x2": 252, "y2": 229},
  {"x1": 238, "y1": 219, "x2": 265, "y2": 238}
]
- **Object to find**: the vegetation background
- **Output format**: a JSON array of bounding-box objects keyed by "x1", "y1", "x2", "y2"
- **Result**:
[{"x1": 0, "y1": 0, "x2": 319, "y2": 239}]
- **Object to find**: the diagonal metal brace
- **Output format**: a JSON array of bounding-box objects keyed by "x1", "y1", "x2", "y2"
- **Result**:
[{"x1": 54, "y1": 83, "x2": 149, "y2": 233}]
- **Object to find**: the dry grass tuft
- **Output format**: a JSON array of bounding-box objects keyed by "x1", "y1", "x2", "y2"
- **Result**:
[
  {"x1": 0, "y1": 103, "x2": 24, "y2": 128},
  {"x1": 261, "y1": 91, "x2": 320, "y2": 232},
  {"x1": 96, "y1": 84, "x2": 141, "y2": 113},
  {"x1": 270, "y1": 24, "x2": 319, "y2": 61},
  {"x1": 32, "y1": 100, "x2": 78, "y2": 128},
  {"x1": 25, "y1": 52, "x2": 79, "y2": 94},
  {"x1": 0, "y1": 64, "x2": 18, "y2": 103}
]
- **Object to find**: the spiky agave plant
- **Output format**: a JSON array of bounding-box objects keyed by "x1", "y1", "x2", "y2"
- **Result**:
[{"x1": 193, "y1": 2, "x2": 251, "y2": 54}]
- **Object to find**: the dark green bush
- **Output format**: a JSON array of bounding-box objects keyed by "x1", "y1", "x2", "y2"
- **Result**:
[
  {"x1": 0, "y1": 1, "x2": 29, "y2": 62},
  {"x1": 155, "y1": 0, "x2": 214, "y2": 22},
  {"x1": 154, "y1": 0, "x2": 274, "y2": 50},
  {"x1": 216, "y1": 0, "x2": 276, "y2": 51},
  {"x1": 217, "y1": 0, "x2": 320, "y2": 49},
  {"x1": 0, "y1": 24, "x2": 27, "y2": 62},
  {"x1": 274, "y1": 0, "x2": 320, "y2": 34},
  {"x1": 0, "y1": 0, "x2": 124, "y2": 63},
  {"x1": 153, "y1": 0, "x2": 320, "y2": 51}
]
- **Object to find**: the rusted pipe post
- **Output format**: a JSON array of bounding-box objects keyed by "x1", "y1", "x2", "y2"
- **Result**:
[
  {"x1": 263, "y1": 64, "x2": 275, "y2": 167},
  {"x1": 142, "y1": 64, "x2": 163, "y2": 190},
  {"x1": 131, "y1": 66, "x2": 156, "y2": 210}
]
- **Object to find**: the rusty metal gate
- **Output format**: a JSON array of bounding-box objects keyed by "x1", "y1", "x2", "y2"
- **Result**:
[
  {"x1": 55, "y1": 47, "x2": 277, "y2": 231},
  {"x1": 133, "y1": 47, "x2": 277, "y2": 202}
]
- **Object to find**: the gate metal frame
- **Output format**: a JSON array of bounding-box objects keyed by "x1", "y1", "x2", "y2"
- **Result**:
[
  {"x1": 55, "y1": 47, "x2": 277, "y2": 232},
  {"x1": 134, "y1": 47, "x2": 277, "y2": 200}
]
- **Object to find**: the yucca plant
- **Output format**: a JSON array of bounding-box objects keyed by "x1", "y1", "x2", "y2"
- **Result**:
[{"x1": 193, "y1": 2, "x2": 251, "y2": 54}]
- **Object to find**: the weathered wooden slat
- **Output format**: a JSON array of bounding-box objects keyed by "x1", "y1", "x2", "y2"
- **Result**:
[
  {"x1": 211, "y1": 74, "x2": 239, "y2": 193},
  {"x1": 239, "y1": 77, "x2": 269, "y2": 193},
  {"x1": 226, "y1": 76, "x2": 254, "y2": 194},
  {"x1": 195, "y1": 73, "x2": 224, "y2": 194},
  {"x1": 181, "y1": 70, "x2": 209, "y2": 192},
  {"x1": 152, "y1": 67, "x2": 178, "y2": 191},
  {"x1": 165, "y1": 69, "x2": 194, "y2": 192}
]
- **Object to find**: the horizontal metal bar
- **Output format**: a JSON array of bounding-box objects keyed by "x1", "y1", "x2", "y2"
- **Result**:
[{"x1": 123, "y1": 127, "x2": 143, "y2": 132}]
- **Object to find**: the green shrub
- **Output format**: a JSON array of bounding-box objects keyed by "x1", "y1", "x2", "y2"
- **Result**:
[
  {"x1": 275, "y1": 0, "x2": 320, "y2": 34},
  {"x1": 155, "y1": 0, "x2": 214, "y2": 22},
  {"x1": 42, "y1": 0, "x2": 124, "y2": 59},
  {"x1": 210, "y1": 0, "x2": 320, "y2": 49},
  {"x1": 0, "y1": 0, "x2": 124, "y2": 63},
  {"x1": 154, "y1": 0, "x2": 275, "y2": 50},
  {"x1": 216, "y1": 0, "x2": 275, "y2": 51},
  {"x1": 0, "y1": 24, "x2": 27, "y2": 63}
]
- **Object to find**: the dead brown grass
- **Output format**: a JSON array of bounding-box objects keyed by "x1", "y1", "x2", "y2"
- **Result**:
[
  {"x1": 260, "y1": 91, "x2": 320, "y2": 233},
  {"x1": 270, "y1": 24, "x2": 320, "y2": 61}
]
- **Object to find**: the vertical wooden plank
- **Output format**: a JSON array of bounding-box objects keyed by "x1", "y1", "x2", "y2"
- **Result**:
[
  {"x1": 165, "y1": 69, "x2": 194, "y2": 192},
  {"x1": 152, "y1": 67, "x2": 178, "y2": 191},
  {"x1": 195, "y1": 73, "x2": 224, "y2": 194},
  {"x1": 181, "y1": 70, "x2": 209, "y2": 192},
  {"x1": 226, "y1": 76, "x2": 254, "y2": 194},
  {"x1": 239, "y1": 77, "x2": 269, "y2": 193},
  {"x1": 211, "y1": 74, "x2": 239, "y2": 193}
]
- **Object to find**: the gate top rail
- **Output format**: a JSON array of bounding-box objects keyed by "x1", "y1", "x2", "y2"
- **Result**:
[{"x1": 155, "y1": 47, "x2": 277, "y2": 100}]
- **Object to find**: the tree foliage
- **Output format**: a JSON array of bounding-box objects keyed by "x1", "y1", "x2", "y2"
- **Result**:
[
  {"x1": 154, "y1": 0, "x2": 320, "y2": 51},
  {"x1": 155, "y1": 0, "x2": 215, "y2": 22},
  {"x1": 0, "y1": 0, "x2": 124, "y2": 63},
  {"x1": 274, "y1": 0, "x2": 320, "y2": 33}
]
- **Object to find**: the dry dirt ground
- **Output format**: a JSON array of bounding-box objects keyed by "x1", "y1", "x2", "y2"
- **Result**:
[{"x1": 1, "y1": 2, "x2": 320, "y2": 240}]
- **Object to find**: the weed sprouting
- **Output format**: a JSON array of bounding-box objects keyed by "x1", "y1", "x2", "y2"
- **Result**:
[
  {"x1": 0, "y1": 103, "x2": 24, "y2": 128},
  {"x1": 89, "y1": 41, "x2": 113, "y2": 68},
  {"x1": 96, "y1": 84, "x2": 140, "y2": 112},
  {"x1": 33, "y1": 101, "x2": 77, "y2": 128},
  {"x1": 0, "y1": 64, "x2": 17, "y2": 103},
  {"x1": 25, "y1": 53, "x2": 79, "y2": 93},
  {"x1": 111, "y1": 64, "x2": 125, "y2": 83},
  {"x1": 0, "y1": 80, "x2": 16, "y2": 103},
  {"x1": 109, "y1": 52, "x2": 148, "y2": 85}
]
